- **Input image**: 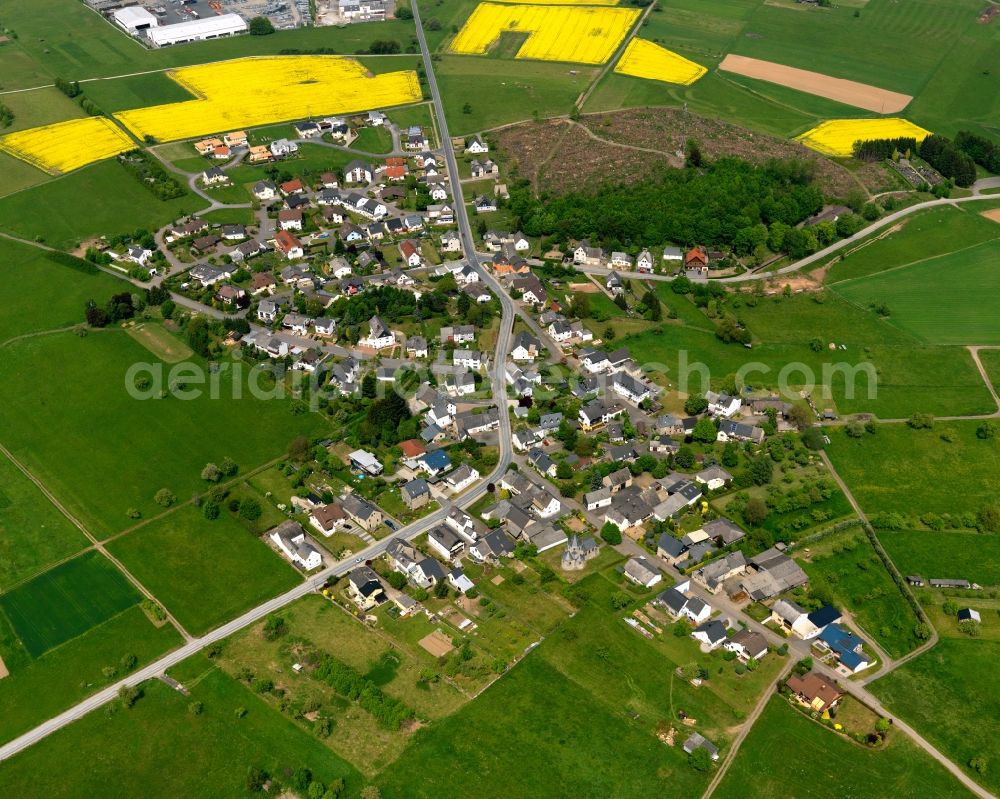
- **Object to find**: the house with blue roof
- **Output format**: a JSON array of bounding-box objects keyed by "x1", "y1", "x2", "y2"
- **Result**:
[
  {"x1": 818, "y1": 623, "x2": 870, "y2": 673},
  {"x1": 419, "y1": 448, "x2": 453, "y2": 477}
]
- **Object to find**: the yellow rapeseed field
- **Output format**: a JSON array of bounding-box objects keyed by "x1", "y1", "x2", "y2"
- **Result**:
[
  {"x1": 796, "y1": 118, "x2": 931, "y2": 157},
  {"x1": 0, "y1": 116, "x2": 136, "y2": 174},
  {"x1": 115, "y1": 55, "x2": 421, "y2": 143},
  {"x1": 449, "y1": 3, "x2": 640, "y2": 65},
  {"x1": 493, "y1": 0, "x2": 620, "y2": 3},
  {"x1": 614, "y1": 38, "x2": 706, "y2": 85}
]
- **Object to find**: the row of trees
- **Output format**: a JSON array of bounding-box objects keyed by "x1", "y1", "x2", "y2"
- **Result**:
[
  {"x1": 918, "y1": 135, "x2": 977, "y2": 187},
  {"x1": 851, "y1": 136, "x2": 917, "y2": 162},
  {"x1": 312, "y1": 651, "x2": 415, "y2": 730},
  {"x1": 118, "y1": 151, "x2": 186, "y2": 200},
  {"x1": 506, "y1": 156, "x2": 824, "y2": 256},
  {"x1": 954, "y1": 130, "x2": 1000, "y2": 174}
]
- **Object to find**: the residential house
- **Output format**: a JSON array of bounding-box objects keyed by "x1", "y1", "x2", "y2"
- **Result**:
[
  {"x1": 717, "y1": 420, "x2": 766, "y2": 445},
  {"x1": 445, "y1": 464, "x2": 480, "y2": 494},
  {"x1": 724, "y1": 629, "x2": 768, "y2": 661},
  {"x1": 682, "y1": 733, "x2": 719, "y2": 762},
  {"x1": 201, "y1": 167, "x2": 228, "y2": 186},
  {"x1": 656, "y1": 533, "x2": 687, "y2": 565},
  {"x1": 624, "y1": 556, "x2": 662, "y2": 589},
  {"x1": 348, "y1": 566, "x2": 386, "y2": 610},
  {"x1": 428, "y1": 524, "x2": 465, "y2": 562},
  {"x1": 364, "y1": 315, "x2": 395, "y2": 350},
  {"x1": 344, "y1": 159, "x2": 373, "y2": 183},
  {"x1": 786, "y1": 672, "x2": 844, "y2": 713},
  {"x1": 406, "y1": 335, "x2": 428, "y2": 358},
  {"x1": 341, "y1": 493, "x2": 383, "y2": 531},
  {"x1": 269, "y1": 521, "x2": 322, "y2": 571},
  {"x1": 817, "y1": 624, "x2": 870, "y2": 673},
  {"x1": 610, "y1": 252, "x2": 633, "y2": 270},
  {"x1": 691, "y1": 619, "x2": 728, "y2": 650},
  {"x1": 636, "y1": 249, "x2": 654, "y2": 273},
  {"x1": 400, "y1": 477, "x2": 431, "y2": 509},
  {"x1": 694, "y1": 551, "x2": 747, "y2": 593},
  {"x1": 579, "y1": 399, "x2": 626, "y2": 431},
  {"x1": 274, "y1": 230, "x2": 304, "y2": 260},
  {"x1": 510, "y1": 331, "x2": 540, "y2": 361},
  {"x1": 701, "y1": 517, "x2": 745, "y2": 547},
  {"x1": 603, "y1": 467, "x2": 633, "y2": 494},
  {"x1": 418, "y1": 448, "x2": 453, "y2": 477},
  {"x1": 445, "y1": 508, "x2": 478, "y2": 542},
  {"x1": 440, "y1": 231, "x2": 462, "y2": 253},
  {"x1": 695, "y1": 465, "x2": 733, "y2": 491},
  {"x1": 440, "y1": 325, "x2": 476, "y2": 345},
  {"x1": 573, "y1": 240, "x2": 605, "y2": 267},
  {"x1": 278, "y1": 209, "x2": 303, "y2": 231},
  {"x1": 706, "y1": 391, "x2": 742, "y2": 418},
  {"x1": 474, "y1": 195, "x2": 497, "y2": 214},
  {"x1": 310, "y1": 503, "x2": 348, "y2": 536},
  {"x1": 270, "y1": 138, "x2": 299, "y2": 157},
  {"x1": 465, "y1": 135, "x2": 489, "y2": 154},
  {"x1": 257, "y1": 300, "x2": 278, "y2": 323},
  {"x1": 469, "y1": 529, "x2": 515, "y2": 564}
]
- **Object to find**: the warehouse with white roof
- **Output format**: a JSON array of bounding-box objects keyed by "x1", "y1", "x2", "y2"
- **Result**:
[
  {"x1": 113, "y1": 6, "x2": 159, "y2": 33},
  {"x1": 146, "y1": 13, "x2": 247, "y2": 47}
]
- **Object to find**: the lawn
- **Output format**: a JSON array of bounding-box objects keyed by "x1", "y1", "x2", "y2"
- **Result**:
[
  {"x1": 351, "y1": 125, "x2": 395, "y2": 154},
  {"x1": 0, "y1": 159, "x2": 196, "y2": 249},
  {"x1": 106, "y1": 505, "x2": 301, "y2": 636},
  {"x1": 0, "y1": 328, "x2": 330, "y2": 534},
  {"x1": 0, "y1": 551, "x2": 139, "y2": 657},
  {"x1": 825, "y1": 421, "x2": 1000, "y2": 517},
  {"x1": 0, "y1": 449, "x2": 88, "y2": 591},
  {"x1": 0, "y1": 605, "x2": 182, "y2": 746},
  {"x1": 226, "y1": 142, "x2": 357, "y2": 186},
  {"x1": 879, "y1": 529, "x2": 1000, "y2": 587},
  {"x1": 795, "y1": 530, "x2": 922, "y2": 658},
  {"x1": 713, "y1": 694, "x2": 973, "y2": 799},
  {"x1": 869, "y1": 638, "x2": 1000, "y2": 795},
  {"x1": 832, "y1": 239, "x2": 1000, "y2": 345},
  {"x1": 0, "y1": 238, "x2": 129, "y2": 344},
  {"x1": 0, "y1": 667, "x2": 361, "y2": 798},
  {"x1": 823, "y1": 205, "x2": 1000, "y2": 285}
]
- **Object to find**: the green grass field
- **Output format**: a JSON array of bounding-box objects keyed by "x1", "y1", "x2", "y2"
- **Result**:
[
  {"x1": 0, "y1": 159, "x2": 196, "y2": 249},
  {"x1": 0, "y1": 666, "x2": 361, "y2": 797},
  {"x1": 825, "y1": 421, "x2": 1000, "y2": 516},
  {"x1": 618, "y1": 290, "x2": 995, "y2": 418},
  {"x1": 0, "y1": 551, "x2": 138, "y2": 657},
  {"x1": 0, "y1": 238, "x2": 128, "y2": 344},
  {"x1": 0, "y1": 328, "x2": 330, "y2": 534},
  {"x1": 0, "y1": 450, "x2": 88, "y2": 592},
  {"x1": 0, "y1": 605, "x2": 182, "y2": 745},
  {"x1": 981, "y1": 348, "x2": 1000, "y2": 394},
  {"x1": 713, "y1": 694, "x2": 973, "y2": 799},
  {"x1": 832, "y1": 239, "x2": 1000, "y2": 345},
  {"x1": 351, "y1": 125, "x2": 395, "y2": 154},
  {"x1": 0, "y1": 0, "x2": 416, "y2": 89},
  {"x1": 869, "y1": 638, "x2": 1000, "y2": 795},
  {"x1": 880, "y1": 529, "x2": 1000, "y2": 587},
  {"x1": 797, "y1": 530, "x2": 922, "y2": 658},
  {"x1": 105, "y1": 506, "x2": 301, "y2": 636},
  {"x1": 824, "y1": 206, "x2": 1000, "y2": 285},
  {"x1": 0, "y1": 86, "x2": 85, "y2": 133}
]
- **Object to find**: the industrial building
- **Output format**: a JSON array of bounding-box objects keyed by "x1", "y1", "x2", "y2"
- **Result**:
[
  {"x1": 113, "y1": 5, "x2": 159, "y2": 33},
  {"x1": 146, "y1": 13, "x2": 248, "y2": 47}
]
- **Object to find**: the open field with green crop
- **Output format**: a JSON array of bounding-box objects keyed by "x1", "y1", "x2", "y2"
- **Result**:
[
  {"x1": 832, "y1": 239, "x2": 1000, "y2": 345},
  {"x1": 0, "y1": 450, "x2": 88, "y2": 591},
  {"x1": 870, "y1": 638, "x2": 1000, "y2": 795},
  {"x1": 0, "y1": 0, "x2": 417, "y2": 90},
  {"x1": 982, "y1": 348, "x2": 1000, "y2": 394},
  {"x1": 0, "y1": 605, "x2": 181, "y2": 745},
  {"x1": 0, "y1": 666, "x2": 361, "y2": 798},
  {"x1": 0, "y1": 86, "x2": 85, "y2": 133},
  {"x1": 0, "y1": 159, "x2": 195, "y2": 249},
  {"x1": 0, "y1": 328, "x2": 329, "y2": 534},
  {"x1": 826, "y1": 421, "x2": 1000, "y2": 517},
  {"x1": 106, "y1": 506, "x2": 300, "y2": 636},
  {"x1": 0, "y1": 238, "x2": 128, "y2": 344},
  {"x1": 796, "y1": 530, "x2": 922, "y2": 658},
  {"x1": 0, "y1": 551, "x2": 138, "y2": 658},
  {"x1": 713, "y1": 694, "x2": 973, "y2": 799},
  {"x1": 880, "y1": 529, "x2": 1000, "y2": 587},
  {"x1": 617, "y1": 290, "x2": 994, "y2": 418},
  {"x1": 823, "y1": 206, "x2": 1000, "y2": 284}
]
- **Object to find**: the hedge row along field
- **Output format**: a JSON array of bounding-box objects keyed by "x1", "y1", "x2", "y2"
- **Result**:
[
  {"x1": 449, "y1": 3, "x2": 640, "y2": 64},
  {"x1": 114, "y1": 55, "x2": 422, "y2": 143},
  {"x1": 0, "y1": 117, "x2": 135, "y2": 174}
]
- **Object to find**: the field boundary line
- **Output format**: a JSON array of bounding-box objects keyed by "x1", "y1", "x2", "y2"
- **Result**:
[
  {"x1": 575, "y1": 0, "x2": 655, "y2": 112},
  {"x1": 0, "y1": 440, "x2": 192, "y2": 641},
  {"x1": 826, "y1": 235, "x2": 1000, "y2": 288}
]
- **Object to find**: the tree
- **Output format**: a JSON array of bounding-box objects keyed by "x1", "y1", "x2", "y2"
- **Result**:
[
  {"x1": 684, "y1": 395, "x2": 708, "y2": 415},
  {"x1": 958, "y1": 619, "x2": 982, "y2": 637},
  {"x1": 611, "y1": 591, "x2": 630, "y2": 609},
  {"x1": 189, "y1": 701, "x2": 203, "y2": 715},
  {"x1": 246, "y1": 766, "x2": 267, "y2": 793},
  {"x1": 569, "y1": 293, "x2": 591, "y2": 319},
  {"x1": 248, "y1": 16, "x2": 275, "y2": 35},
  {"x1": 675, "y1": 446, "x2": 695, "y2": 469},
  {"x1": 691, "y1": 417, "x2": 717, "y2": 444},
  {"x1": 201, "y1": 463, "x2": 222, "y2": 482},
  {"x1": 160, "y1": 298, "x2": 176, "y2": 319},
  {"x1": 154, "y1": 488, "x2": 176, "y2": 507},
  {"x1": 462, "y1": 102, "x2": 472, "y2": 114},
  {"x1": 202, "y1": 501, "x2": 220, "y2": 520},
  {"x1": 556, "y1": 461, "x2": 573, "y2": 480},
  {"x1": 970, "y1": 756, "x2": 989, "y2": 776},
  {"x1": 721, "y1": 442, "x2": 739, "y2": 468},
  {"x1": 386, "y1": 571, "x2": 407, "y2": 590},
  {"x1": 977, "y1": 422, "x2": 997, "y2": 440},
  {"x1": 239, "y1": 498, "x2": 263, "y2": 521},
  {"x1": 978, "y1": 505, "x2": 1000, "y2": 532},
  {"x1": 875, "y1": 717, "x2": 890, "y2": 735},
  {"x1": 744, "y1": 497, "x2": 768, "y2": 525},
  {"x1": 747, "y1": 456, "x2": 773, "y2": 485},
  {"x1": 288, "y1": 436, "x2": 311, "y2": 462},
  {"x1": 600, "y1": 522, "x2": 622, "y2": 545},
  {"x1": 688, "y1": 746, "x2": 713, "y2": 772}
]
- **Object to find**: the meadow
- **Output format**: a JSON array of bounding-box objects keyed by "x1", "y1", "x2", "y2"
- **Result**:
[
  {"x1": 0, "y1": 605, "x2": 181, "y2": 745},
  {"x1": 0, "y1": 0, "x2": 417, "y2": 90},
  {"x1": 823, "y1": 205, "x2": 1000, "y2": 284},
  {"x1": 0, "y1": 159, "x2": 195, "y2": 249},
  {"x1": 796, "y1": 530, "x2": 922, "y2": 658},
  {"x1": 0, "y1": 328, "x2": 330, "y2": 534},
  {"x1": 0, "y1": 450, "x2": 88, "y2": 592},
  {"x1": 713, "y1": 695, "x2": 973, "y2": 799},
  {"x1": 825, "y1": 421, "x2": 1000, "y2": 516},
  {"x1": 869, "y1": 638, "x2": 1000, "y2": 795},
  {"x1": 879, "y1": 530, "x2": 1000, "y2": 587},
  {"x1": 832, "y1": 239, "x2": 1000, "y2": 345},
  {"x1": 0, "y1": 666, "x2": 361, "y2": 798},
  {"x1": 0, "y1": 551, "x2": 139, "y2": 658},
  {"x1": 105, "y1": 505, "x2": 301, "y2": 637},
  {"x1": 982, "y1": 348, "x2": 1000, "y2": 393},
  {"x1": 0, "y1": 238, "x2": 128, "y2": 343}
]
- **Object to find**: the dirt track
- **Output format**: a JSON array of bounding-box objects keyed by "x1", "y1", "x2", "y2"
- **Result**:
[{"x1": 719, "y1": 54, "x2": 912, "y2": 113}]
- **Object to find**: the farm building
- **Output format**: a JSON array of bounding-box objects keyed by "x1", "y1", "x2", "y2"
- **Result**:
[
  {"x1": 113, "y1": 6, "x2": 158, "y2": 33},
  {"x1": 146, "y1": 14, "x2": 248, "y2": 47}
]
